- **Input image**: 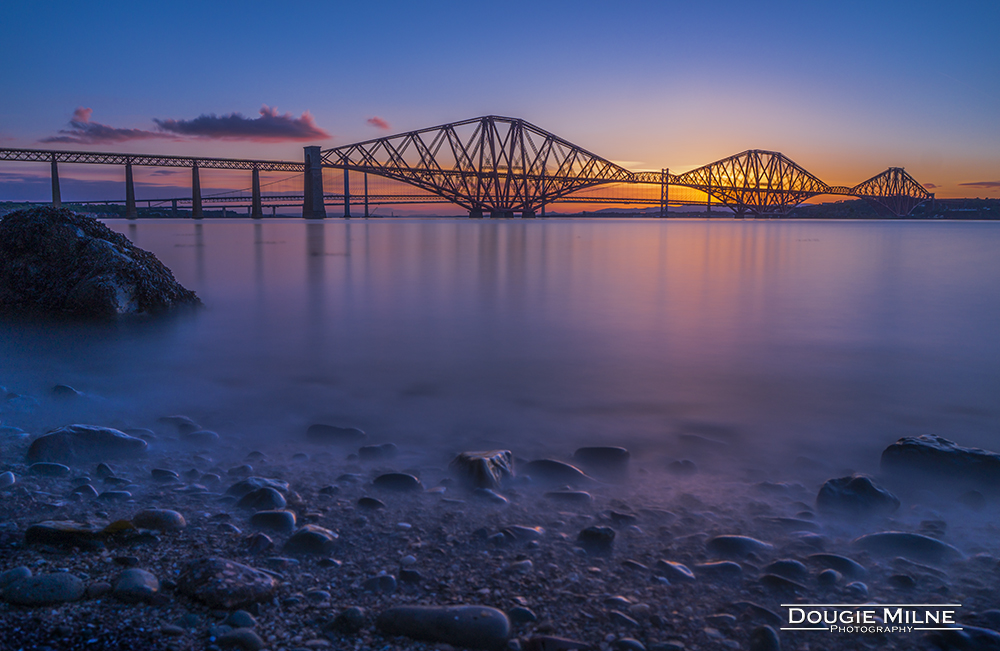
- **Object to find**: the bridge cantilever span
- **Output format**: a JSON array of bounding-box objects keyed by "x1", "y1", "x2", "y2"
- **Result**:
[{"x1": 1, "y1": 118, "x2": 934, "y2": 218}]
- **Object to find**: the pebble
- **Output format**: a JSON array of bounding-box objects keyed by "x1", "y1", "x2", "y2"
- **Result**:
[
  {"x1": 26, "y1": 424, "x2": 148, "y2": 464},
  {"x1": 817, "y1": 568, "x2": 842, "y2": 586},
  {"x1": 706, "y1": 535, "x2": 772, "y2": 558},
  {"x1": 282, "y1": 524, "x2": 339, "y2": 555},
  {"x1": 357, "y1": 496, "x2": 386, "y2": 510},
  {"x1": 225, "y1": 476, "x2": 289, "y2": 498},
  {"x1": 759, "y1": 574, "x2": 807, "y2": 594},
  {"x1": 217, "y1": 628, "x2": 265, "y2": 651},
  {"x1": 614, "y1": 639, "x2": 645, "y2": 651},
  {"x1": 377, "y1": 605, "x2": 510, "y2": 650},
  {"x1": 24, "y1": 520, "x2": 106, "y2": 549},
  {"x1": 655, "y1": 559, "x2": 696, "y2": 583},
  {"x1": 112, "y1": 568, "x2": 160, "y2": 603},
  {"x1": 183, "y1": 429, "x2": 220, "y2": 445},
  {"x1": 28, "y1": 462, "x2": 71, "y2": 477},
  {"x1": 249, "y1": 509, "x2": 297, "y2": 534},
  {"x1": 305, "y1": 423, "x2": 367, "y2": 445},
  {"x1": 666, "y1": 459, "x2": 698, "y2": 475},
  {"x1": 692, "y1": 561, "x2": 743, "y2": 582},
  {"x1": 71, "y1": 483, "x2": 99, "y2": 498},
  {"x1": 151, "y1": 468, "x2": 180, "y2": 482},
  {"x1": 509, "y1": 606, "x2": 538, "y2": 623},
  {"x1": 852, "y1": 531, "x2": 963, "y2": 564},
  {"x1": 609, "y1": 610, "x2": 639, "y2": 627},
  {"x1": 133, "y1": 508, "x2": 187, "y2": 531},
  {"x1": 0, "y1": 566, "x2": 31, "y2": 593},
  {"x1": 362, "y1": 574, "x2": 397, "y2": 593},
  {"x1": 373, "y1": 472, "x2": 424, "y2": 492},
  {"x1": 762, "y1": 559, "x2": 808, "y2": 581},
  {"x1": 524, "y1": 636, "x2": 590, "y2": 650},
  {"x1": 510, "y1": 560, "x2": 534, "y2": 573},
  {"x1": 157, "y1": 415, "x2": 200, "y2": 434},
  {"x1": 706, "y1": 613, "x2": 736, "y2": 628},
  {"x1": 247, "y1": 532, "x2": 274, "y2": 554},
  {"x1": 572, "y1": 446, "x2": 630, "y2": 479},
  {"x1": 98, "y1": 490, "x2": 132, "y2": 501},
  {"x1": 577, "y1": 526, "x2": 615, "y2": 554},
  {"x1": 474, "y1": 488, "x2": 509, "y2": 504},
  {"x1": 359, "y1": 442, "x2": 398, "y2": 460},
  {"x1": 845, "y1": 581, "x2": 869, "y2": 598},
  {"x1": 327, "y1": 606, "x2": 366, "y2": 634},
  {"x1": 523, "y1": 459, "x2": 593, "y2": 486},
  {"x1": 806, "y1": 553, "x2": 867, "y2": 578},
  {"x1": 748, "y1": 625, "x2": 781, "y2": 651},
  {"x1": 224, "y1": 610, "x2": 258, "y2": 629},
  {"x1": 0, "y1": 471, "x2": 14, "y2": 487},
  {"x1": 3, "y1": 572, "x2": 85, "y2": 606},
  {"x1": 175, "y1": 558, "x2": 277, "y2": 609},
  {"x1": 237, "y1": 487, "x2": 287, "y2": 511},
  {"x1": 400, "y1": 568, "x2": 422, "y2": 583}
]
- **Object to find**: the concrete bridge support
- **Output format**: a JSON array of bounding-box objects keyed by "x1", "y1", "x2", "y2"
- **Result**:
[
  {"x1": 192, "y1": 164, "x2": 203, "y2": 219},
  {"x1": 469, "y1": 209, "x2": 484, "y2": 218},
  {"x1": 522, "y1": 210, "x2": 535, "y2": 218},
  {"x1": 125, "y1": 161, "x2": 137, "y2": 219},
  {"x1": 251, "y1": 167, "x2": 263, "y2": 219},
  {"x1": 343, "y1": 164, "x2": 351, "y2": 218},
  {"x1": 302, "y1": 146, "x2": 326, "y2": 219},
  {"x1": 50, "y1": 154, "x2": 61, "y2": 208}
]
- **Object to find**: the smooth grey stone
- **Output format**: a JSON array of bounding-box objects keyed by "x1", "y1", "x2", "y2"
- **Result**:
[
  {"x1": 29, "y1": 462, "x2": 71, "y2": 477},
  {"x1": 610, "y1": 610, "x2": 640, "y2": 627},
  {"x1": 707, "y1": 535, "x2": 772, "y2": 558},
  {"x1": 249, "y1": 510, "x2": 296, "y2": 534},
  {"x1": 373, "y1": 472, "x2": 423, "y2": 492},
  {"x1": 132, "y1": 508, "x2": 186, "y2": 531},
  {"x1": 817, "y1": 569, "x2": 842, "y2": 586},
  {"x1": 26, "y1": 424, "x2": 147, "y2": 465},
  {"x1": 508, "y1": 606, "x2": 537, "y2": 623},
  {"x1": 577, "y1": 526, "x2": 615, "y2": 554},
  {"x1": 450, "y1": 450, "x2": 515, "y2": 490},
  {"x1": 176, "y1": 558, "x2": 277, "y2": 609},
  {"x1": 306, "y1": 423, "x2": 366, "y2": 445},
  {"x1": 265, "y1": 556, "x2": 299, "y2": 569},
  {"x1": 504, "y1": 525, "x2": 544, "y2": 541},
  {"x1": 151, "y1": 468, "x2": 180, "y2": 482},
  {"x1": 609, "y1": 511, "x2": 638, "y2": 525},
  {"x1": 24, "y1": 520, "x2": 106, "y2": 549},
  {"x1": 763, "y1": 559, "x2": 808, "y2": 581},
  {"x1": 359, "y1": 443, "x2": 398, "y2": 461},
  {"x1": 237, "y1": 487, "x2": 286, "y2": 511},
  {"x1": 4, "y1": 572, "x2": 85, "y2": 605},
  {"x1": 693, "y1": 561, "x2": 743, "y2": 582},
  {"x1": 112, "y1": 568, "x2": 160, "y2": 603},
  {"x1": 247, "y1": 533, "x2": 274, "y2": 555},
  {"x1": 377, "y1": 605, "x2": 510, "y2": 650},
  {"x1": 327, "y1": 606, "x2": 366, "y2": 634},
  {"x1": 817, "y1": 475, "x2": 899, "y2": 516},
  {"x1": 614, "y1": 639, "x2": 645, "y2": 651},
  {"x1": 572, "y1": 446, "x2": 630, "y2": 479},
  {"x1": 749, "y1": 625, "x2": 781, "y2": 651},
  {"x1": 852, "y1": 531, "x2": 963, "y2": 564},
  {"x1": 399, "y1": 568, "x2": 422, "y2": 583},
  {"x1": 282, "y1": 524, "x2": 338, "y2": 555},
  {"x1": 0, "y1": 471, "x2": 14, "y2": 487},
  {"x1": 228, "y1": 464, "x2": 253, "y2": 477},
  {"x1": 357, "y1": 496, "x2": 385, "y2": 510},
  {"x1": 225, "y1": 476, "x2": 289, "y2": 498},
  {"x1": 363, "y1": 574, "x2": 397, "y2": 593},
  {"x1": 543, "y1": 490, "x2": 593, "y2": 504},
  {"x1": 52, "y1": 384, "x2": 82, "y2": 397},
  {"x1": 0, "y1": 566, "x2": 31, "y2": 591},
  {"x1": 224, "y1": 610, "x2": 258, "y2": 629},
  {"x1": 759, "y1": 573, "x2": 807, "y2": 594},
  {"x1": 157, "y1": 415, "x2": 200, "y2": 435},
  {"x1": 306, "y1": 589, "x2": 330, "y2": 601},
  {"x1": 845, "y1": 581, "x2": 868, "y2": 598},
  {"x1": 71, "y1": 483, "x2": 99, "y2": 498},
  {"x1": 622, "y1": 560, "x2": 649, "y2": 572},
  {"x1": 183, "y1": 429, "x2": 220, "y2": 445},
  {"x1": 732, "y1": 602, "x2": 783, "y2": 626},
  {"x1": 523, "y1": 459, "x2": 593, "y2": 486},
  {"x1": 888, "y1": 573, "x2": 917, "y2": 590},
  {"x1": 655, "y1": 559, "x2": 696, "y2": 583},
  {"x1": 98, "y1": 490, "x2": 132, "y2": 501},
  {"x1": 806, "y1": 553, "x2": 867, "y2": 578},
  {"x1": 881, "y1": 435, "x2": 1000, "y2": 487},
  {"x1": 217, "y1": 628, "x2": 264, "y2": 651}
]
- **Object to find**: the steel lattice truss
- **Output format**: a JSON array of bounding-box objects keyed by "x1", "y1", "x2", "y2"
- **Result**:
[
  {"x1": 671, "y1": 150, "x2": 832, "y2": 215},
  {"x1": 322, "y1": 116, "x2": 632, "y2": 212},
  {"x1": 0, "y1": 148, "x2": 303, "y2": 172},
  {"x1": 850, "y1": 167, "x2": 932, "y2": 217}
]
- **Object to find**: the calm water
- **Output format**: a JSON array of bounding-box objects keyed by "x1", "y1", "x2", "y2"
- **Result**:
[{"x1": 2, "y1": 218, "x2": 999, "y2": 475}]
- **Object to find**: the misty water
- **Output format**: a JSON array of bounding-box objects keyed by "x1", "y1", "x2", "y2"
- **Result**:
[{"x1": 2, "y1": 218, "x2": 999, "y2": 480}]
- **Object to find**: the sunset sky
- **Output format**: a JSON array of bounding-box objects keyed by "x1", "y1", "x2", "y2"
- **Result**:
[{"x1": 1, "y1": 0, "x2": 998, "y2": 204}]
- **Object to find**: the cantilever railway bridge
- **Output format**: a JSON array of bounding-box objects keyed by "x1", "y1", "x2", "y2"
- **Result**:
[{"x1": 0, "y1": 115, "x2": 933, "y2": 218}]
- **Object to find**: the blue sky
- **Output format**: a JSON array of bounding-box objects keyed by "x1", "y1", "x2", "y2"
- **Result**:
[{"x1": 1, "y1": 0, "x2": 998, "y2": 201}]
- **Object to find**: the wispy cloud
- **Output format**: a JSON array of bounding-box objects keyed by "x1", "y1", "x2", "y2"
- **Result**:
[
  {"x1": 959, "y1": 181, "x2": 1000, "y2": 189},
  {"x1": 40, "y1": 107, "x2": 174, "y2": 144},
  {"x1": 149, "y1": 169, "x2": 182, "y2": 176},
  {"x1": 922, "y1": 182, "x2": 938, "y2": 189},
  {"x1": 367, "y1": 116, "x2": 391, "y2": 131},
  {"x1": 154, "y1": 105, "x2": 330, "y2": 142}
]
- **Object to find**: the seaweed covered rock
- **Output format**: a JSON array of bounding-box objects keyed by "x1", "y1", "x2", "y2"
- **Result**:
[{"x1": 0, "y1": 206, "x2": 199, "y2": 317}]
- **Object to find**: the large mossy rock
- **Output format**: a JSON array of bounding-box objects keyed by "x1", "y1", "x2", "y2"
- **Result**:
[{"x1": 0, "y1": 207, "x2": 199, "y2": 318}]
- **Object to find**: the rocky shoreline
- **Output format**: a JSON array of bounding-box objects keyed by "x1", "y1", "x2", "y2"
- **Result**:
[{"x1": 1, "y1": 414, "x2": 999, "y2": 651}]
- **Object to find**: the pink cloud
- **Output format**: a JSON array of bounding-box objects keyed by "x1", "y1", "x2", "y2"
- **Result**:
[
  {"x1": 367, "y1": 116, "x2": 391, "y2": 130},
  {"x1": 922, "y1": 182, "x2": 938, "y2": 189},
  {"x1": 154, "y1": 105, "x2": 331, "y2": 142},
  {"x1": 40, "y1": 107, "x2": 173, "y2": 144}
]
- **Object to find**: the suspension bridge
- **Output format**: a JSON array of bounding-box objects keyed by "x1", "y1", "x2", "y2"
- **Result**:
[{"x1": 0, "y1": 115, "x2": 933, "y2": 218}]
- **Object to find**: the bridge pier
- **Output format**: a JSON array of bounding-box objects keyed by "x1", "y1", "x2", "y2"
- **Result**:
[
  {"x1": 363, "y1": 172, "x2": 369, "y2": 218},
  {"x1": 125, "y1": 161, "x2": 137, "y2": 220},
  {"x1": 659, "y1": 168, "x2": 669, "y2": 218},
  {"x1": 192, "y1": 164, "x2": 203, "y2": 219},
  {"x1": 302, "y1": 146, "x2": 326, "y2": 219},
  {"x1": 343, "y1": 165, "x2": 351, "y2": 218},
  {"x1": 171, "y1": 199, "x2": 178, "y2": 218},
  {"x1": 50, "y1": 154, "x2": 61, "y2": 208},
  {"x1": 251, "y1": 167, "x2": 263, "y2": 219},
  {"x1": 522, "y1": 210, "x2": 535, "y2": 219},
  {"x1": 469, "y1": 209, "x2": 483, "y2": 219}
]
